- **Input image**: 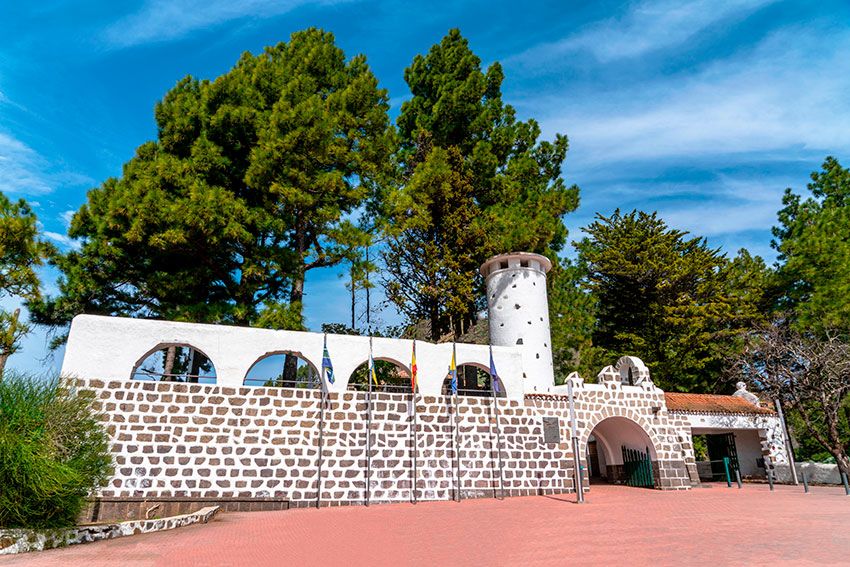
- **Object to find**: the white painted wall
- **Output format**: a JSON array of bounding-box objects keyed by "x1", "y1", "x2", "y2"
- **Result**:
[
  {"x1": 481, "y1": 252, "x2": 554, "y2": 392},
  {"x1": 61, "y1": 315, "x2": 527, "y2": 400},
  {"x1": 683, "y1": 412, "x2": 789, "y2": 466}
]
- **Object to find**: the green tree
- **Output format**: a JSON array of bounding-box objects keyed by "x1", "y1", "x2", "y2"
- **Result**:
[
  {"x1": 0, "y1": 194, "x2": 52, "y2": 376},
  {"x1": 772, "y1": 156, "x2": 850, "y2": 333},
  {"x1": 547, "y1": 257, "x2": 602, "y2": 382},
  {"x1": 31, "y1": 28, "x2": 393, "y2": 339},
  {"x1": 578, "y1": 210, "x2": 767, "y2": 392},
  {"x1": 383, "y1": 29, "x2": 579, "y2": 340}
]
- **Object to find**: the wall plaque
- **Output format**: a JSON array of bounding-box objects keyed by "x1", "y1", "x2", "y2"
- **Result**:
[{"x1": 542, "y1": 417, "x2": 560, "y2": 444}]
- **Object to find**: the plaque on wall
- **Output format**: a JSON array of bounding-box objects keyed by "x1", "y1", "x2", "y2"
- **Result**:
[{"x1": 542, "y1": 417, "x2": 560, "y2": 444}]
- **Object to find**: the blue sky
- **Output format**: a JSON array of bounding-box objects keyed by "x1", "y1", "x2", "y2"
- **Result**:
[{"x1": 2, "y1": 0, "x2": 849, "y2": 373}]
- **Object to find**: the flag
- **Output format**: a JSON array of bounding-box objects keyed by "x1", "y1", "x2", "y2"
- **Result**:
[
  {"x1": 449, "y1": 344, "x2": 458, "y2": 395},
  {"x1": 410, "y1": 340, "x2": 418, "y2": 392},
  {"x1": 489, "y1": 345, "x2": 501, "y2": 395},
  {"x1": 322, "y1": 335, "x2": 335, "y2": 385},
  {"x1": 368, "y1": 351, "x2": 378, "y2": 386}
]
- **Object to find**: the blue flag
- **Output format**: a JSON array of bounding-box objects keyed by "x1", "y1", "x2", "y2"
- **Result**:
[
  {"x1": 489, "y1": 346, "x2": 501, "y2": 394},
  {"x1": 322, "y1": 335, "x2": 334, "y2": 384}
]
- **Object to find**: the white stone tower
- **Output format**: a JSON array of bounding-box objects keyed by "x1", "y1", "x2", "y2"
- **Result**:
[{"x1": 480, "y1": 252, "x2": 554, "y2": 392}]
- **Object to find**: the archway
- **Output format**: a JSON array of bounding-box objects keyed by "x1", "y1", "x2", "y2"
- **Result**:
[
  {"x1": 244, "y1": 351, "x2": 321, "y2": 388},
  {"x1": 348, "y1": 358, "x2": 412, "y2": 393},
  {"x1": 441, "y1": 363, "x2": 505, "y2": 397},
  {"x1": 585, "y1": 416, "x2": 658, "y2": 488},
  {"x1": 131, "y1": 343, "x2": 216, "y2": 384}
]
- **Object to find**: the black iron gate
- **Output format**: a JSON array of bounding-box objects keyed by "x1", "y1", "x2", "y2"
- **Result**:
[
  {"x1": 707, "y1": 433, "x2": 739, "y2": 481},
  {"x1": 622, "y1": 446, "x2": 654, "y2": 488}
]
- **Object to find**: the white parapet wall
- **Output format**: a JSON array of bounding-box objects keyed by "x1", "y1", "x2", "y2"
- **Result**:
[{"x1": 61, "y1": 315, "x2": 527, "y2": 400}]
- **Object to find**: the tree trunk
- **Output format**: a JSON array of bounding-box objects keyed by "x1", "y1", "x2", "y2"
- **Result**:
[
  {"x1": 282, "y1": 268, "x2": 305, "y2": 386},
  {"x1": 163, "y1": 346, "x2": 177, "y2": 381},
  {"x1": 0, "y1": 352, "x2": 7, "y2": 381}
]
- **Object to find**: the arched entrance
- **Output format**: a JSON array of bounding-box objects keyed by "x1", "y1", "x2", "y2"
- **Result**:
[
  {"x1": 348, "y1": 357, "x2": 412, "y2": 393},
  {"x1": 131, "y1": 343, "x2": 216, "y2": 384},
  {"x1": 244, "y1": 351, "x2": 321, "y2": 388},
  {"x1": 586, "y1": 416, "x2": 658, "y2": 488}
]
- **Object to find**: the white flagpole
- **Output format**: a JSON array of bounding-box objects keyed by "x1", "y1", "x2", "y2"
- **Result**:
[
  {"x1": 365, "y1": 335, "x2": 374, "y2": 506},
  {"x1": 567, "y1": 380, "x2": 585, "y2": 503},
  {"x1": 411, "y1": 340, "x2": 419, "y2": 504},
  {"x1": 316, "y1": 334, "x2": 328, "y2": 509},
  {"x1": 490, "y1": 346, "x2": 505, "y2": 500}
]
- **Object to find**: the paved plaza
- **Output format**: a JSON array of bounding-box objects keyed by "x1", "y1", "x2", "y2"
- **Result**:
[{"x1": 3, "y1": 483, "x2": 849, "y2": 566}]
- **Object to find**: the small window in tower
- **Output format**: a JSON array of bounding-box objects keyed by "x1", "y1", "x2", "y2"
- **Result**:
[
  {"x1": 511, "y1": 284, "x2": 516, "y2": 288},
  {"x1": 516, "y1": 338, "x2": 524, "y2": 345},
  {"x1": 511, "y1": 273, "x2": 517, "y2": 278},
  {"x1": 544, "y1": 343, "x2": 547, "y2": 348},
  {"x1": 532, "y1": 281, "x2": 536, "y2": 286},
  {"x1": 536, "y1": 353, "x2": 540, "y2": 359},
  {"x1": 539, "y1": 317, "x2": 543, "y2": 321},
  {"x1": 499, "y1": 323, "x2": 504, "y2": 327},
  {"x1": 527, "y1": 321, "x2": 532, "y2": 325},
  {"x1": 514, "y1": 304, "x2": 521, "y2": 310}
]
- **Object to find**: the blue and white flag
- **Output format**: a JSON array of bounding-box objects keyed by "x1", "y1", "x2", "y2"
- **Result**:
[
  {"x1": 489, "y1": 346, "x2": 501, "y2": 395},
  {"x1": 321, "y1": 335, "x2": 335, "y2": 385}
]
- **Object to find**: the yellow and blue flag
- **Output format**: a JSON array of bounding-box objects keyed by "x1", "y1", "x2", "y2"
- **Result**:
[
  {"x1": 449, "y1": 344, "x2": 458, "y2": 395},
  {"x1": 322, "y1": 335, "x2": 334, "y2": 385}
]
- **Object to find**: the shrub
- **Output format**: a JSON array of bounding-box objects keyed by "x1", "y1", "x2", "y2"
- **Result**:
[{"x1": 0, "y1": 373, "x2": 112, "y2": 528}]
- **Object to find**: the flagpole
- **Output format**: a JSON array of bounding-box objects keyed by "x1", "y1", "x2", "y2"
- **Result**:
[
  {"x1": 316, "y1": 350, "x2": 328, "y2": 509},
  {"x1": 410, "y1": 340, "x2": 419, "y2": 505},
  {"x1": 489, "y1": 346, "x2": 505, "y2": 500},
  {"x1": 567, "y1": 380, "x2": 585, "y2": 504},
  {"x1": 452, "y1": 342, "x2": 462, "y2": 502},
  {"x1": 365, "y1": 335, "x2": 374, "y2": 506}
]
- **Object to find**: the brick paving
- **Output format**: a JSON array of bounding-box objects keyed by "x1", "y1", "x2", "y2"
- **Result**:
[{"x1": 3, "y1": 483, "x2": 849, "y2": 566}]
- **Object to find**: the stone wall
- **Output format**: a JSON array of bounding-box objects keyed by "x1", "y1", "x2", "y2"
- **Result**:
[
  {"x1": 82, "y1": 378, "x2": 576, "y2": 520},
  {"x1": 79, "y1": 374, "x2": 700, "y2": 520}
]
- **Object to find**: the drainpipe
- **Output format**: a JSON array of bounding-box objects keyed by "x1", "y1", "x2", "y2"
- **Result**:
[{"x1": 774, "y1": 399, "x2": 799, "y2": 485}]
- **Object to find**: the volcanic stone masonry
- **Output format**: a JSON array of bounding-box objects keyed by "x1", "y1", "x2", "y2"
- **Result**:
[{"x1": 78, "y1": 371, "x2": 698, "y2": 520}]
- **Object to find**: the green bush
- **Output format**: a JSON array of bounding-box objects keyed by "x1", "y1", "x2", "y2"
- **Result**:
[{"x1": 0, "y1": 373, "x2": 112, "y2": 528}]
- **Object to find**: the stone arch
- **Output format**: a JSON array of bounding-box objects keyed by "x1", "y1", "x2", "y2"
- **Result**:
[
  {"x1": 243, "y1": 350, "x2": 322, "y2": 389},
  {"x1": 614, "y1": 356, "x2": 651, "y2": 386},
  {"x1": 131, "y1": 342, "x2": 217, "y2": 384},
  {"x1": 579, "y1": 408, "x2": 663, "y2": 486},
  {"x1": 347, "y1": 356, "x2": 412, "y2": 393},
  {"x1": 442, "y1": 361, "x2": 504, "y2": 397}
]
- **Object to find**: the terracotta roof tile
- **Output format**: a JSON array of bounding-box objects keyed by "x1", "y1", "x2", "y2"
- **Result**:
[{"x1": 664, "y1": 392, "x2": 774, "y2": 415}]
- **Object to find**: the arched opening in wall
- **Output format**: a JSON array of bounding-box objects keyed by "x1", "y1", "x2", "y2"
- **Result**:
[
  {"x1": 441, "y1": 363, "x2": 506, "y2": 397},
  {"x1": 244, "y1": 352, "x2": 320, "y2": 389},
  {"x1": 348, "y1": 358, "x2": 411, "y2": 393},
  {"x1": 131, "y1": 344, "x2": 216, "y2": 384},
  {"x1": 585, "y1": 417, "x2": 658, "y2": 488}
]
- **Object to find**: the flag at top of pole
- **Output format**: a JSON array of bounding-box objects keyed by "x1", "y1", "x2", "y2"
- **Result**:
[
  {"x1": 449, "y1": 343, "x2": 458, "y2": 395},
  {"x1": 410, "y1": 340, "x2": 418, "y2": 392},
  {"x1": 322, "y1": 334, "x2": 334, "y2": 385},
  {"x1": 488, "y1": 345, "x2": 501, "y2": 395},
  {"x1": 368, "y1": 349, "x2": 378, "y2": 386}
]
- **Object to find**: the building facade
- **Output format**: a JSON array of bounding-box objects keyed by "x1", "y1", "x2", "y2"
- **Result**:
[{"x1": 61, "y1": 253, "x2": 789, "y2": 521}]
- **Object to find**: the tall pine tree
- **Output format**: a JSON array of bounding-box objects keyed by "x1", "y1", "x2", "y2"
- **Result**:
[{"x1": 383, "y1": 29, "x2": 579, "y2": 341}]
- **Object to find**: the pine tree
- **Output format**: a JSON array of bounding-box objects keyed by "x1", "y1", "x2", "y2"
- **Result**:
[
  {"x1": 577, "y1": 210, "x2": 767, "y2": 392},
  {"x1": 383, "y1": 29, "x2": 579, "y2": 340},
  {"x1": 31, "y1": 29, "x2": 393, "y2": 339}
]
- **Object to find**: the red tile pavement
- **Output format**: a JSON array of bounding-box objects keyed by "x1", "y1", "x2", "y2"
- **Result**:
[{"x1": 3, "y1": 483, "x2": 849, "y2": 567}]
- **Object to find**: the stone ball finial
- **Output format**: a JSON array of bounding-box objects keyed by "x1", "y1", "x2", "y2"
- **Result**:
[{"x1": 733, "y1": 381, "x2": 760, "y2": 406}]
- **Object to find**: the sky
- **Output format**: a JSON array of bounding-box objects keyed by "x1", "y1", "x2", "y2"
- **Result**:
[{"x1": 2, "y1": 0, "x2": 849, "y2": 374}]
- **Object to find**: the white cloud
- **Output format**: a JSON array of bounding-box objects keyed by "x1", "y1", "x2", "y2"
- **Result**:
[
  {"x1": 511, "y1": 0, "x2": 776, "y2": 67},
  {"x1": 528, "y1": 25, "x2": 850, "y2": 168},
  {"x1": 59, "y1": 209, "x2": 75, "y2": 227},
  {"x1": 0, "y1": 132, "x2": 54, "y2": 195},
  {"x1": 43, "y1": 231, "x2": 81, "y2": 251},
  {"x1": 104, "y1": 0, "x2": 353, "y2": 47}
]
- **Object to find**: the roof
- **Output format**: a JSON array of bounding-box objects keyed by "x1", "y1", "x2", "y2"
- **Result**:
[{"x1": 664, "y1": 392, "x2": 775, "y2": 415}]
